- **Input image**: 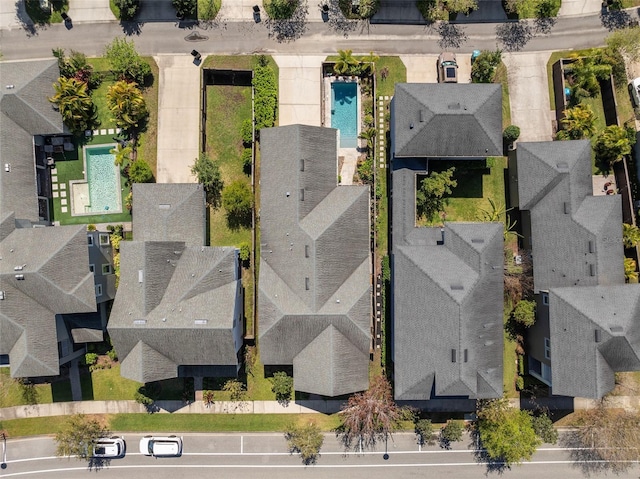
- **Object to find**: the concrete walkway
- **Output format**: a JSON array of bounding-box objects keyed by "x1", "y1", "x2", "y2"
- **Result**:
[
  {"x1": 154, "y1": 54, "x2": 200, "y2": 184},
  {"x1": 68, "y1": 0, "x2": 115, "y2": 24},
  {"x1": 503, "y1": 51, "x2": 554, "y2": 142}
]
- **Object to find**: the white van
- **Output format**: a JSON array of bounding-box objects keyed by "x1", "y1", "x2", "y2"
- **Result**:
[{"x1": 139, "y1": 436, "x2": 183, "y2": 457}]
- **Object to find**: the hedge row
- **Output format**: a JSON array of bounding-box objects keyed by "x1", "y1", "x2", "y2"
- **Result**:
[{"x1": 253, "y1": 65, "x2": 277, "y2": 132}]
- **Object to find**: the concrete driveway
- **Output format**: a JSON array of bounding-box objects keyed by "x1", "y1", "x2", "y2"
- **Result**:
[
  {"x1": 68, "y1": 0, "x2": 114, "y2": 23},
  {"x1": 0, "y1": 0, "x2": 31, "y2": 30},
  {"x1": 503, "y1": 51, "x2": 554, "y2": 141},
  {"x1": 155, "y1": 54, "x2": 200, "y2": 183},
  {"x1": 273, "y1": 55, "x2": 326, "y2": 126},
  {"x1": 401, "y1": 54, "x2": 472, "y2": 83}
]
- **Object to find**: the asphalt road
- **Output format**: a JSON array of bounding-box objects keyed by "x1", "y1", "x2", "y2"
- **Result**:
[
  {"x1": 2, "y1": 433, "x2": 640, "y2": 478},
  {"x1": 0, "y1": 12, "x2": 617, "y2": 61}
]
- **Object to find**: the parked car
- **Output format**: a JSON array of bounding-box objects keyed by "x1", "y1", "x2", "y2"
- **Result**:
[
  {"x1": 139, "y1": 436, "x2": 183, "y2": 457},
  {"x1": 438, "y1": 52, "x2": 458, "y2": 83},
  {"x1": 92, "y1": 437, "x2": 125, "y2": 458},
  {"x1": 630, "y1": 77, "x2": 640, "y2": 107}
]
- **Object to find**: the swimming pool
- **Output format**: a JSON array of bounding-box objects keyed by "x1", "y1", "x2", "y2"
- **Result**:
[
  {"x1": 80, "y1": 145, "x2": 122, "y2": 214},
  {"x1": 331, "y1": 82, "x2": 358, "y2": 148}
]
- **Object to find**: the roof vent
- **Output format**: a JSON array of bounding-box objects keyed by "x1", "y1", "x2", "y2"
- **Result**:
[
  {"x1": 447, "y1": 103, "x2": 461, "y2": 110},
  {"x1": 556, "y1": 162, "x2": 569, "y2": 172},
  {"x1": 305, "y1": 245, "x2": 310, "y2": 258},
  {"x1": 464, "y1": 349, "x2": 468, "y2": 362},
  {"x1": 563, "y1": 202, "x2": 570, "y2": 214},
  {"x1": 158, "y1": 204, "x2": 171, "y2": 209},
  {"x1": 451, "y1": 349, "x2": 457, "y2": 363},
  {"x1": 305, "y1": 277, "x2": 310, "y2": 290},
  {"x1": 133, "y1": 319, "x2": 146, "y2": 325},
  {"x1": 419, "y1": 110, "x2": 425, "y2": 122},
  {"x1": 484, "y1": 340, "x2": 494, "y2": 346},
  {"x1": 194, "y1": 319, "x2": 208, "y2": 325},
  {"x1": 594, "y1": 329, "x2": 601, "y2": 343},
  {"x1": 5, "y1": 85, "x2": 14, "y2": 89},
  {"x1": 610, "y1": 326, "x2": 624, "y2": 334},
  {"x1": 4, "y1": 163, "x2": 10, "y2": 172},
  {"x1": 138, "y1": 270, "x2": 144, "y2": 283},
  {"x1": 300, "y1": 189, "x2": 304, "y2": 201},
  {"x1": 471, "y1": 238, "x2": 485, "y2": 244},
  {"x1": 450, "y1": 284, "x2": 464, "y2": 291},
  {"x1": 409, "y1": 122, "x2": 414, "y2": 129},
  {"x1": 0, "y1": 291, "x2": 4, "y2": 300},
  {"x1": 300, "y1": 159, "x2": 305, "y2": 171},
  {"x1": 13, "y1": 265, "x2": 23, "y2": 271},
  {"x1": 14, "y1": 274, "x2": 24, "y2": 280},
  {"x1": 589, "y1": 264, "x2": 595, "y2": 276}
]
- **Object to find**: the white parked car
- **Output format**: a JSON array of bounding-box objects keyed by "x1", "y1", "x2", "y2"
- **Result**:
[
  {"x1": 92, "y1": 437, "x2": 125, "y2": 458},
  {"x1": 630, "y1": 77, "x2": 640, "y2": 107},
  {"x1": 139, "y1": 435, "x2": 183, "y2": 457}
]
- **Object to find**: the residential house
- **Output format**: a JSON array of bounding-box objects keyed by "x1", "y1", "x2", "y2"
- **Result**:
[
  {"x1": 258, "y1": 124, "x2": 371, "y2": 397},
  {"x1": 0, "y1": 60, "x2": 99, "y2": 378},
  {"x1": 108, "y1": 184, "x2": 243, "y2": 383},
  {"x1": 391, "y1": 83, "x2": 504, "y2": 401},
  {"x1": 509, "y1": 140, "x2": 633, "y2": 398}
]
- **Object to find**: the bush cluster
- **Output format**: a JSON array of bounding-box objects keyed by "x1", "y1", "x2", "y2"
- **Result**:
[{"x1": 253, "y1": 64, "x2": 278, "y2": 132}]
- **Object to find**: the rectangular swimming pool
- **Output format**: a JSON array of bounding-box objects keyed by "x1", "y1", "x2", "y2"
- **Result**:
[
  {"x1": 331, "y1": 82, "x2": 358, "y2": 148},
  {"x1": 77, "y1": 144, "x2": 122, "y2": 215}
]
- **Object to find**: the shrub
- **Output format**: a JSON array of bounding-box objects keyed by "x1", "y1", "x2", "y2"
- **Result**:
[
  {"x1": 284, "y1": 421, "x2": 324, "y2": 465},
  {"x1": 242, "y1": 148, "x2": 253, "y2": 175},
  {"x1": 239, "y1": 242, "x2": 251, "y2": 263},
  {"x1": 516, "y1": 376, "x2": 525, "y2": 390},
  {"x1": 105, "y1": 37, "x2": 152, "y2": 86},
  {"x1": 513, "y1": 299, "x2": 536, "y2": 327},
  {"x1": 107, "y1": 348, "x2": 118, "y2": 361},
  {"x1": 244, "y1": 346, "x2": 257, "y2": 377},
  {"x1": 440, "y1": 420, "x2": 464, "y2": 445},
  {"x1": 241, "y1": 119, "x2": 253, "y2": 145},
  {"x1": 128, "y1": 159, "x2": 154, "y2": 183},
  {"x1": 264, "y1": 0, "x2": 299, "y2": 18},
  {"x1": 503, "y1": 125, "x2": 521, "y2": 143},
  {"x1": 222, "y1": 181, "x2": 253, "y2": 227},
  {"x1": 202, "y1": 390, "x2": 215, "y2": 407},
  {"x1": 531, "y1": 414, "x2": 558, "y2": 444},
  {"x1": 86, "y1": 224, "x2": 96, "y2": 231},
  {"x1": 84, "y1": 353, "x2": 99, "y2": 366},
  {"x1": 271, "y1": 371, "x2": 293, "y2": 405},
  {"x1": 253, "y1": 64, "x2": 278, "y2": 132},
  {"x1": 173, "y1": 0, "x2": 197, "y2": 18},
  {"x1": 358, "y1": 0, "x2": 380, "y2": 17}
]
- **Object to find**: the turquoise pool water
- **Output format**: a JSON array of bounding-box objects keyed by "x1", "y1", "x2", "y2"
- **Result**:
[
  {"x1": 331, "y1": 82, "x2": 358, "y2": 148},
  {"x1": 84, "y1": 145, "x2": 121, "y2": 213}
]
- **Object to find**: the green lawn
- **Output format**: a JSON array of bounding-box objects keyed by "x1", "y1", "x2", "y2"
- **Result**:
[
  {"x1": 495, "y1": 62, "x2": 512, "y2": 128},
  {"x1": 376, "y1": 57, "x2": 407, "y2": 98},
  {"x1": 198, "y1": 0, "x2": 222, "y2": 19},
  {"x1": 0, "y1": 369, "x2": 53, "y2": 407},
  {"x1": 89, "y1": 365, "x2": 141, "y2": 401},
  {"x1": 246, "y1": 356, "x2": 277, "y2": 400}
]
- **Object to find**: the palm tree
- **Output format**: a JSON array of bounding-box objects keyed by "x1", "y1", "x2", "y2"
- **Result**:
[
  {"x1": 110, "y1": 143, "x2": 132, "y2": 168},
  {"x1": 565, "y1": 56, "x2": 612, "y2": 100},
  {"x1": 334, "y1": 49, "x2": 360, "y2": 75},
  {"x1": 557, "y1": 104, "x2": 597, "y2": 140},
  {"x1": 49, "y1": 77, "x2": 98, "y2": 133},
  {"x1": 477, "y1": 198, "x2": 521, "y2": 240},
  {"x1": 594, "y1": 125, "x2": 632, "y2": 167},
  {"x1": 107, "y1": 80, "x2": 148, "y2": 130},
  {"x1": 358, "y1": 127, "x2": 376, "y2": 153},
  {"x1": 360, "y1": 51, "x2": 380, "y2": 76}
]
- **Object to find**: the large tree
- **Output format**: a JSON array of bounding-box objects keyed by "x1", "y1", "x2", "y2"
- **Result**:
[
  {"x1": 566, "y1": 57, "x2": 612, "y2": 100},
  {"x1": 191, "y1": 153, "x2": 224, "y2": 206},
  {"x1": 557, "y1": 104, "x2": 597, "y2": 140},
  {"x1": 222, "y1": 180, "x2": 253, "y2": 228},
  {"x1": 477, "y1": 398, "x2": 541, "y2": 466},
  {"x1": 113, "y1": 0, "x2": 140, "y2": 20},
  {"x1": 471, "y1": 50, "x2": 502, "y2": 83},
  {"x1": 55, "y1": 414, "x2": 110, "y2": 460},
  {"x1": 284, "y1": 421, "x2": 324, "y2": 464},
  {"x1": 107, "y1": 80, "x2": 147, "y2": 130},
  {"x1": 333, "y1": 49, "x2": 360, "y2": 75},
  {"x1": 337, "y1": 375, "x2": 409, "y2": 452},
  {"x1": 416, "y1": 167, "x2": 457, "y2": 222},
  {"x1": 105, "y1": 37, "x2": 151, "y2": 86},
  {"x1": 563, "y1": 405, "x2": 640, "y2": 474},
  {"x1": 49, "y1": 77, "x2": 98, "y2": 133},
  {"x1": 606, "y1": 26, "x2": 640, "y2": 62}
]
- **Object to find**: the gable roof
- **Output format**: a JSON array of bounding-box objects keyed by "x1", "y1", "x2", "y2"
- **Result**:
[
  {"x1": 0, "y1": 218, "x2": 97, "y2": 377},
  {"x1": 132, "y1": 184, "x2": 206, "y2": 247},
  {"x1": 258, "y1": 124, "x2": 371, "y2": 397},
  {"x1": 107, "y1": 241, "x2": 241, "y2": 383},
  {"x1": 550, "y1": 285, "x2": 640, "y2": 398},
  {"x1": 515, "y1": 141, "x2": 624, "y2": 292},
  {"x1": 391, "y1": 161, "x2": 504, "y2": 401},
  {"x1": 0, "y1": 60, "x2": 64, "y2": 223},
  {"x1": 392, "y1": 83, "x2": 502, "y2": 158}
]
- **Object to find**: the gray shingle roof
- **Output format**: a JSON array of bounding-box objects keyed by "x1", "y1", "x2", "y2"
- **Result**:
[
  {"x1": 0, "y1": 218, "x2": 97, "y2": 377},
  {"x1": 391, "y1": 161, "x2": 504, "y2": 400},
  {"x1": 108, "y1": 241, "x2": 241, "y2": 383},
  {"x1": 258, "y1": 124, "x2": 371, "y2": 397},
  {"x1": 549, "y1": 285, "x2": 640, "y2": 398},
  {"x1": 132, "y1": 184, "x2": 206, "y2": 246},
  {"x1": 392, "y1": 83, "x2": 502, "y2": 158},
  {"x1": 514, "y1": 141, "x2": 624, "y2": 292},
  {"x1": 0, "y1": 60, "x2": 64, "y2": 222}
]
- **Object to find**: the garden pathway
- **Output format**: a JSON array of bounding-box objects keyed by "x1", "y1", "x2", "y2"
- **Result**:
[
  {"x1": 155, "y1": 54, "x2": 200, "y2": 184},
  {"x1": 503, "y1": 51, "x2": 555, "y2": 142}
]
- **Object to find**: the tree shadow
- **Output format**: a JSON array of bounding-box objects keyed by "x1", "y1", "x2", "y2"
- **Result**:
[
  {"x1": 437, "y1": 22, "x2": 468, "y2": 49},
  {"x1": 496, "y1": 20, "x2": 533, "y2": 52},
  {"x1": 15, "y1": 0, "x2": 38, "y2": 36},
  {"x1": 560, "y1": 429, "x2": 610, "y2": 476},
  {"x1": 87, "y1": 457, "x2": 111, "y2": 471},
  {"x1": 534, "y1": 15, "x2": 556, "y2": 35},
  {"x1": 600, "y1": 9, "x2": 633, "y2": 31},
  {"x1": 120, "y1": 20, "x2": 144, "y2": 35},
  {"x1": 322, "y1": 0, "x2": 358, "y2": 37},
  {"x1": 265, "y1": 1, "x2": 309, "y2": 42},
  {"x1": 470, "y1": 429, "x2": 511, "y2": 474},
  {"x1": 226, "y1": 211, "x2": 252, "y2": 230}
]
